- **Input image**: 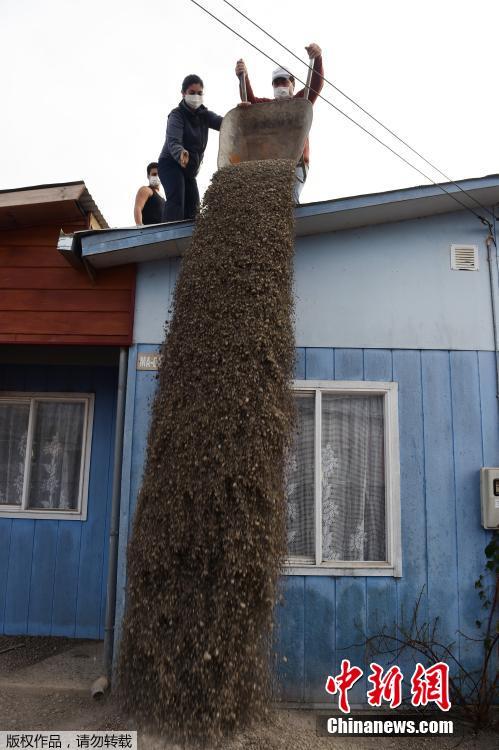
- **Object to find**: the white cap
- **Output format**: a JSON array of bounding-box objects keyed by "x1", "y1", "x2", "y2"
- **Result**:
[{"x1": 272, "y1": 66, "x2": 294, "y2": 82}]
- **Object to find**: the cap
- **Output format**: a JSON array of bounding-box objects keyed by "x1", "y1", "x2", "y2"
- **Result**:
[{"x1": 272, "y1": 66, "x2": 294, "y2": 82}]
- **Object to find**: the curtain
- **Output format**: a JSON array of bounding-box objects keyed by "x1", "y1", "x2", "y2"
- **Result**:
[
  {"x1": 285, "y1": 393, "x2": 315, "y2": 561},
  {"x1": 27, "y1": 401, "x2": 85, "y2": 510},
  {"x1": 0, "y1": 402, "x2": 29, "y2": 505},
  {"x1": 321, "y1": 394, "x2": 385, "y2": 561}
]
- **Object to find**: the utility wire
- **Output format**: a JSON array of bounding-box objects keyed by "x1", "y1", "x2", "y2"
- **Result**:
[
  {"x1": 221, "y1": 0, "x2": 496, "y2": 222},
  {"x1": 189, "y1": 0, "x2": 493, "y2": 229}
]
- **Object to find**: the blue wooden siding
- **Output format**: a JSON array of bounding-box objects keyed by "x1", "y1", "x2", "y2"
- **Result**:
[
  {"x1": 114, "y1": 346, "x2": 497, "y2": 702},
  {"x1": 114, "y1": 344, "x2": 160, "y2": 653},
  {"x1": 274, "y1": 347, "x2": 496, "y2": 703},
  {"x1": 130, "y1": 212, "x2": 499, "y2": 352},
  {"x1": 0, "y1": 363, "x2": 117, "y2": 639}
]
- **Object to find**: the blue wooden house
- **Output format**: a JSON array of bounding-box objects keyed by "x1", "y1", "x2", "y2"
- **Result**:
[
  {"x1": 4, "y1": 174, "x2": 498, "y2": 705},
  {"x1": 0, "y1": 182, "x2": 135, "y2": 640}
]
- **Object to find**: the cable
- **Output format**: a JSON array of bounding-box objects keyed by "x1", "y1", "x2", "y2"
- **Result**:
[
  {"x1": 189, "y1": 0, "x2": 494, "y2": 228},
  {"x1": 189, "y1": 0, "x2": 492, "y2": 228},
  {"x1": 221, "y1": 0, "x2": 496, "y2": 222}
]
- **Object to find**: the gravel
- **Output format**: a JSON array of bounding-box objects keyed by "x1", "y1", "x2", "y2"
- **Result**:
[
  {"x1": 1, "y1": 691, "x2": 497, "y2": 749},
  {"x1": 0, "y1": 636, "x2": 88, "y2": 675}
]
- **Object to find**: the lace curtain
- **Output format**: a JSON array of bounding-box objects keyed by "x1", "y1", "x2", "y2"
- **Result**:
[
  {"x1": 0, "y1": 400, "x2": 85, "y2": 510},
  {"x1": 321, "y1": 394, "x2": 385, "y2": 561},
  {"x1": 285, "y1": 392, "x2": 386, "y2": 562},
  {"x1": 286, "y1": 394, "x2": 315, "y2": 561},
  {"x1": 28, "y1": 402, "x2": 85, "y2": 510},
  {"x1": 0, "y1": 403, "x2": 30, "y2": 505}
]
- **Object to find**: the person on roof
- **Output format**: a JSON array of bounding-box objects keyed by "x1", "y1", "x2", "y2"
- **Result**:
[
  {"x1": 158, "y1": 74, "x2": 223, "y2": 222},
  {"x1": 134, "y1": 162, "x2": 166, "y2": 226},
  {"x1": 235, "y1": 44, "x2": 323, "y2": 204}
]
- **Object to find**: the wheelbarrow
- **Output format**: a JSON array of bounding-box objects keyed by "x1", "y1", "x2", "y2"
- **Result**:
[{"x1": 217, "y1": 59, "x2": 314, "y2": 169}]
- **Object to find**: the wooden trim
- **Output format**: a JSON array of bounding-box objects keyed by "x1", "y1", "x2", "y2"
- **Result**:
[
  {"x1": 283, "y1": 564, "x2": 398, "y2": 577},
  {"x1": 0, "y1": 267, "x2": 135, "y2": 290},
  {"x1": 0, "y1": 311, "x2": 131, "y2": 336},
  {"x1": 0, "y1": 289, "x2": 134, "y2": 312},
  {"x1": 0, "y1": 246, "x2": 71, "y2": 267},
  {"x1": 0, "y1": 184, "x2": 84, "y2": 209},
  {"x1": 0, "y1": 334, "x2": 132, "y2": 345},
  {"x1": 294, "y1": 379, "x2": 395, "y2": 391},
  {"x1": 387, "y1": 384, "x2": 402, "y2": 576},
  {"x1": 0, "y1": 227, "x2": 62, "y2": 245},
  {"x1": 128, "y1": 269, "x2": 137, "y2": 343}
]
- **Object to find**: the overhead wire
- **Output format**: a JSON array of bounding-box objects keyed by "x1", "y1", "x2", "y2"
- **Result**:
[
  {"x1": 221, "y1": 0, "x2": 496, "y2": 223},
  {"x1": 189, "y1": 0, "x2": 495, "y2": 230}
]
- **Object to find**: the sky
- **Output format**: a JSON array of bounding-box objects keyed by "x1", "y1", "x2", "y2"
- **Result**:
[{"x1": 1, "y1": 0, "x2": 499, "y2": 228}]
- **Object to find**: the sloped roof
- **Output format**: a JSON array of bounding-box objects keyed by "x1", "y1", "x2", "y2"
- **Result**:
[
  {"x1": 0, "y1": 180, "x2": 108, "y2": 229},
  {"x1": 59, "y1": 173, "x2": 499, "y2": 269}
]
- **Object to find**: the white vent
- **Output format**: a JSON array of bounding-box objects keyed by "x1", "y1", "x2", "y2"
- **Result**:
[{"x1": 450, "y1": 244, "x2": 479, "y2": 271}]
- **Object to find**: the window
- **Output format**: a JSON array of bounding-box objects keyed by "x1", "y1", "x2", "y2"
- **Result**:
[
  {"x1": 285, "y1": 381, "x2": 401, "y2": 576},
  {"x1": 0, "y1": 393, "x2": 94, "y2": 520}
]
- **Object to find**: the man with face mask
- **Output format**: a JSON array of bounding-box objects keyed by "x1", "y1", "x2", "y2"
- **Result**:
[
  {"x1": 158, "y1": 74, "x2": 223, "y2": 222},
  {"x1": 235, "y1": 43, "x2": 323, "y2": 203},
  {"x1": 134, "y1": 162, "x2": 166, "y2": 226}
]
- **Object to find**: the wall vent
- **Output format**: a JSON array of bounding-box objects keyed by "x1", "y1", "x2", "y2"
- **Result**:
[{"x1": 450, "y1": 244, "x2": 479, "y2": 271}]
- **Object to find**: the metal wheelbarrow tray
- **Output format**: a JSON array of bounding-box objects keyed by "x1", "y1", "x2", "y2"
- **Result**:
[{"x1": 217, "y1": 98, "x2": 313, "y2": 169}]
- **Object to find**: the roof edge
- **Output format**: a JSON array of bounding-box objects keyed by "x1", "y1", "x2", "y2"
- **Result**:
[{"x1": 0, "y1": 181, "x2": 109, "y2": 229}]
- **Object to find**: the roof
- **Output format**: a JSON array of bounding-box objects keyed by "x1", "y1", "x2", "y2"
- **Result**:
[
  {"x1": 0, "y1": 181, "x2": 108, "y2": 230},
  {"x1": 58, "y1": 174, "x2": 499, "y2": 269}
]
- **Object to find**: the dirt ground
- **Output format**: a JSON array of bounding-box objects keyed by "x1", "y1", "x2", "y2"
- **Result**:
[
  {"x1": 0, "y1": 637, "x2": 496, "y2": 749},
  {"x1": 0, "y1": 692, "x2": 497, "y2": 750},
  {"x1": 0, "y1": 635, "x2": 88, "y2": 673}
]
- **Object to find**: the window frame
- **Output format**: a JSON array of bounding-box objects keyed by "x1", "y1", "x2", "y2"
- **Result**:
[
  {"x1": 0, "y1": 392, "x2": 94, "y2": 521},
  {"x1": 285, "y1": 380, "x2": 401, "y2": 577}
]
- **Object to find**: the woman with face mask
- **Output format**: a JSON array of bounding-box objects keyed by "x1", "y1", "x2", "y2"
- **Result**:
[
  {"x1": 158, "y1": 74, "x2": 223, "y2": 222},
  {"x1": 133, "y1": 162, "x2": 166, "y2": 226},
  {"x1": 234, "y1": 44, "x2": 324, "y2": 204}
]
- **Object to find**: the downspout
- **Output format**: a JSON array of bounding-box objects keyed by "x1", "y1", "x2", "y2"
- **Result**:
[
  {"x1": 485, "y1": 233, "x2": 499, "y2": 399},
  {"x1": 92, "y1": 346, "x2": 128, "y2": 698}
]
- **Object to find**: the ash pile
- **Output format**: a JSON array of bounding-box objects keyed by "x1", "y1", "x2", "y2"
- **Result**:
[{"x1": 118, "y1": 159, "x2": 296, "y2": 742}]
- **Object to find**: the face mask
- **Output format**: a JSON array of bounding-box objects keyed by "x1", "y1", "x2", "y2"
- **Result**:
[
  {"x1": 274, "y1": 85, "x2": 291, "y2": 100},
  {"x1": 149, "y1": 175, "x2": 160, "y2": 188},
  {"x1": 184, "y1": 93, "x2": 204, "y2": 109}
]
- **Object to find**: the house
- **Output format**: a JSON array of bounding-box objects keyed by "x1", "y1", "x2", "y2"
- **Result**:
[
  {"x1": 0, "y1": 182, "x2": 135, "y2": 639},
  {"x1": 2, "y1": 174, "x2": 497, "y2": 705}
]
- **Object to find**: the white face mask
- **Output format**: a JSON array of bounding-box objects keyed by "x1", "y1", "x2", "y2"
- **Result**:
[
  {"x1": 274, "y1": 85, "x2": 292, "y2": 100},
  {"x1": 149, "y1": 175, "x2": 160, "y2": 188},
  {"x1": 184, "y1": 93, "x2": 204, "y2": 109}
]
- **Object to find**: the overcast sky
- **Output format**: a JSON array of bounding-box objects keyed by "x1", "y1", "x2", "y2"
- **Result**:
[{"x1": 1, "y1": 0, "x2": 498, "y2": 227}]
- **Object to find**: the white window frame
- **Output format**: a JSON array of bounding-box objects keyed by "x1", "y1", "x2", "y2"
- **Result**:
[
  {"x1": 285, "y1": 380, "x2": 401, "y2": 577},
  {"x1": 0, "y1": 392, "x2": 94, "y2": 521}
]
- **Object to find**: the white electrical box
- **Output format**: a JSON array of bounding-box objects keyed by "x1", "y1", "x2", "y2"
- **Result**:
[{"x1": 480, "y1": 468, "x2": 499, "y2": 529}]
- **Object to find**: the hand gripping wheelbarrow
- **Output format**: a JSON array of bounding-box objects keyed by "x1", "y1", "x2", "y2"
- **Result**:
[{"x1": 217, "y1": 59, "x2": 314, "y2": 168}]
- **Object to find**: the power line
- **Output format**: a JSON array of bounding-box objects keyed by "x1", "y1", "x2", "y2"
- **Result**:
[
  {"x1": 189, "y1": 0, "x2": 492, "y2": 229},
  {"x1": 221, "y1": 0, "x2": 496, "y2": 222}
]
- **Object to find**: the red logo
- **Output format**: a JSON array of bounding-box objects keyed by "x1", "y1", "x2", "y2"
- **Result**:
[
  {"x1": 325, "y1": 660, "x2": 451, "y2": 713},
  {"x1": 367, "y1": 663, "x2": 403, "y2": 708},
  {"x1": 410, "y1": 662, "x2": 451, "y2": 711},
  {"x1": 325, "y1": 659, "x2": 363, "y2": 714}
]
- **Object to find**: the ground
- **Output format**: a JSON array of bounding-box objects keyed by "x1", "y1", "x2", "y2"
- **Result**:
[{"x1": 0, "y1": 637, "x2": 496, "y2": 748}]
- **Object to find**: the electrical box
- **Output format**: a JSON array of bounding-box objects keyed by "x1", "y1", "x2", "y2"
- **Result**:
[{"x1": 480, "y1": 468, "x2": 499, "y2": 529}]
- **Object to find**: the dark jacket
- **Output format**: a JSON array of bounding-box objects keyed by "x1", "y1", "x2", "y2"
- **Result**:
[{"x1": 159, "y1": 99, "x2": 223, "y2": 177}]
